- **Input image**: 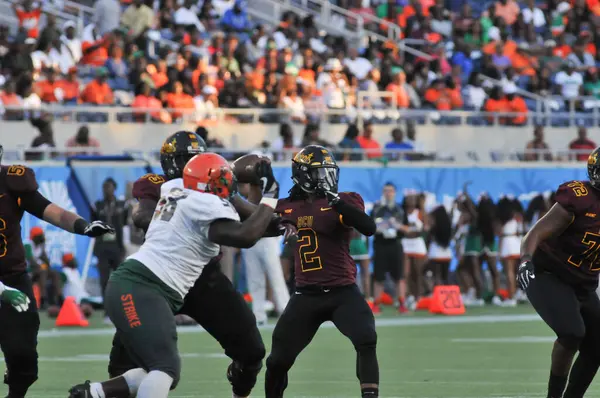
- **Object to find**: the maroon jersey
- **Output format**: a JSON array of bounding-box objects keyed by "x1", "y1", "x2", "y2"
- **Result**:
[
  {"x1": 536, "y1": 180, "x2": 600, "y2": 289},
  {"x1": 276, "y1": 192, "x2": 364, "y2": 287},
  {"x1": 0, "y1": 165, "x2": 39, "y2": 278},
  {"x1": 132, "y1": 173, "x2": 167, "y2": 202}
]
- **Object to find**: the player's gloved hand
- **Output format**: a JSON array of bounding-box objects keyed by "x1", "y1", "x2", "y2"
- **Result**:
[
  {"x1": 83, "y1": 221, "x2": 115, "y2": 237},
  {"x1": 279, "y1": 219, "x2": 297, "y2": 242},
  {"x1": 517, "y1": 259, "x2": 535, "y2": 290},
  {"x1": 254, "y1": 160, "x2": 277, "y2": 197},
  {"x1": 263, "y1": 180, "x2": 279, "y2": 199},
  {"x1": 1, "y1": 286, "x2": 30, "y2": 312},
  {"x1": 317, "y1": 185, "x2": 340, "y2": 206}
]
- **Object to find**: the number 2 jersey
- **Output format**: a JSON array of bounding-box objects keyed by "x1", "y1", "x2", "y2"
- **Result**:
[
  {"x1": 275, "y1": 192, "x2": 364, "y2": 287},
  {"x1": 129, "y1": 178, "x2": 240, "y2": 298},
  {"x1": 535, "y1": 180, "x2": 600, "y2": 290}
]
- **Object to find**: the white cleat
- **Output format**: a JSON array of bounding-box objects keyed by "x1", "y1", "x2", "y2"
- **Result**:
[{"x1": 491, "y1": 296, "x2": 503, "y2": 306}]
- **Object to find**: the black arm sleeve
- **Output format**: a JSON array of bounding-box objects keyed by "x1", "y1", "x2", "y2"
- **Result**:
[
  {"x1": 333, "y1": 199, "x2": 376, "y2": 236},
  {"x1": 19, "y1": 190, "x2": 52, "y2": 219}
]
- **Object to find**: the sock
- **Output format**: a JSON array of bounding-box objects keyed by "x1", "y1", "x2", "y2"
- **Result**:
[
  {"x1": 137, "y1": 370, "x2": 173, "y2": 398},
  {"x1": 122, "y1": 368, "x2": 148, "y2": 396},
  {"x1": 89, "y1": 382, "x2": 106, "y2": 398},
  {"x1": 361, "y1": 387, "x2": 378, "y2": 397},
  {"x1": 563, "y1": 353, "x2": 600, "y2": 398},
  {"x1": 548, "y1": 372, "x2": 568, "y2": 398}
]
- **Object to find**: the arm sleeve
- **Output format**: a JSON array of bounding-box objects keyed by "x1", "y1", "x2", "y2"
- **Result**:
[
  {"x1": 334, "y1": 192, "x2": 376, "y2": 236},
  {"x1": 19, "y1": 190, "x2": 52, "y2": 219}
]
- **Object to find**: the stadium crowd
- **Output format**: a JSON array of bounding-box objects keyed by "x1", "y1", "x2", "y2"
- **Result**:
[{"x1": 2, "y1": 0, "x2": 600, "y2": 125}]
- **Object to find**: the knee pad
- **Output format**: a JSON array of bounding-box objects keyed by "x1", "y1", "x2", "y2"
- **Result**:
[
  {"x1": 353, "y1": 328, "x2": 378, "y2": 352},
  {"x1": 558, "y1": 334, "x2": 585, "y2": 351}
]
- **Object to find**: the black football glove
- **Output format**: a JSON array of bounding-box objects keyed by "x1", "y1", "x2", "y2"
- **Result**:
[
  {"x1": 317, "y1": 184, "x2": 340, "y2": 206},
  {"x1": 254, "y1": 160, "x2": 277, "y2": 197},
  {"x1": 517, "y1": 259, "x2": 535, "y2": 290},
  {"x1": 83, "y1": 221, "x2": 115, "y2": 237}
]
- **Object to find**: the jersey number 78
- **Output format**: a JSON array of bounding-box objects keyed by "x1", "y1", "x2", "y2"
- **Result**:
[{"x1": 154, "y1": 189, "x2": 188, "y2": 222}]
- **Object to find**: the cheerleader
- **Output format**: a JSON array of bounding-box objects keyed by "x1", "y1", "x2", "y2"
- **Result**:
[
  {"x1": 402, "y1": 190, "x2": 428, "y2": 309},
  {"x1": 477, "y1": 195, "x2": 501, "y2": 304},
  {"x1": 497, "y1": 196, "x2": 524, "y2": 306},
  {"x1": 427, "y1": 204, "x2": 453, "y2": 286}
]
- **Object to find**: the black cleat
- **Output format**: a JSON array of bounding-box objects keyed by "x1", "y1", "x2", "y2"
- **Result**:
[{"x1": 68, "y1": 380, "x2": 92, "y2": 398}]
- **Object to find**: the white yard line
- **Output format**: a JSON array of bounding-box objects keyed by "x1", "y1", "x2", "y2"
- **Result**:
[
  {"x1": 452, "y1": 336, "x2": 554, "y2": 343},
  {"x1": 38, "y1": 313, "x2": 541, "y2": 339}
]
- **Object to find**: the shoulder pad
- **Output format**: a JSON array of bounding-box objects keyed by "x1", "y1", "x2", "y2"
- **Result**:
[
  {"x1": 132, "y1": 174, "x2": 166, "y2": 201},
  {"x1": 555, "y1": 181, "x2": 590, "y2": 214},
  {"x1": 5, "y1": 165, "x2": 38, "y2": 193},
  {"x1": 340, "y1": 192, "x2": 364, "y2": 211},
  {"x1": 275, "y1": 197, "x2": 291, "y2": 214}
]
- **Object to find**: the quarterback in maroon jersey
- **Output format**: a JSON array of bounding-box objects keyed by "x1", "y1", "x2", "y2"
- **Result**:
[
  {"x1": 0, "y1": 144, "x2": 113, "y2": 398},
  {"x1": 265, "y1": 145, "x2": 379, "y2": 398},
  {"x1": 519, "y1": 146, "x2": 600, "y2": 398}
]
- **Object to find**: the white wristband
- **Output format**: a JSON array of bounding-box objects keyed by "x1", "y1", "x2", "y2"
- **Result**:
[
  {"x1": 0, "y1": 282, "x2": 5, "y2": 295},
  {"x1": 259, "y1": 197, "x2": 278, "y2": 209}
]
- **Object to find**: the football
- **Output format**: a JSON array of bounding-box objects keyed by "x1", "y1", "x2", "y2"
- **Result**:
[{"x1": 231, "y1": 154, "x2": 270, "y2": 184}]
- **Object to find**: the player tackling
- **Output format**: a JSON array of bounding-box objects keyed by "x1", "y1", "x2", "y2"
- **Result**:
[
  {"x1": 519, "y1": 146, "x2": 600, "y2": 398},
  {"x1": 72, "y1": 152, "x2": 278, "y2": 398},
  {"x1": 0, "y1": 144, "x2": 114, "y2": 398},
  {"x1": 265, "y1": 145, "x2": 380, "y2": 398}
]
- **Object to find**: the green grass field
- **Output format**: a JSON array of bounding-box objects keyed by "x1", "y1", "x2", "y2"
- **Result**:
[{"x1": 5, "y1": 306, "x2": 594, "y2": 398}]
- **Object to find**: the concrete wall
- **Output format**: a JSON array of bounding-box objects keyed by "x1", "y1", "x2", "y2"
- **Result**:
[{"x1": 0, "y1": 120, "x2": 593, "y2": 157}]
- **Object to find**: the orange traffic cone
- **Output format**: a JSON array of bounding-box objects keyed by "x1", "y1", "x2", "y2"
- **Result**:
[
  {"x1": 55, "y1": 296, "x2": 89, "y2": 327},
  {"x1": 415, "y1": 296, "x2": 432, "y2": 310},
  {"x1": 32, "y1": 284, "x2": 41, "y2": 309},
  {"x1": 429, "y1": 285, "x2": 466, "y2": 315}
]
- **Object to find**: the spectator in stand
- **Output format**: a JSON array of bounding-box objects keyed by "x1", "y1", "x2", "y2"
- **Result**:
[
  {"x1": 521, "y1": 0, "x2": 546, "y2": 30},
  {"x1": 93, "y1": 0, "x2": 121, "y2": 35},
  {"x1": 80, "y1": 67, "x2": 114, "y2": 105},
  {"x1": 3, "y1": 38, "x2": 35, "y2": 78},
  {"x1": 424, "y1": 78, "x2": 462, "y2": 111},
  {"x1": 524, "y1": 125, "x2": 552, "y2": 161},
  {"x1": 105, "y1": 45, "x2": 130, "y2": 91},
  {"x1": 60, "y1": 21, "x2": 82, "y2": 67},
  {"x1": 491, "y1": 43, "x2": 511, "y2": 71},
  {"x1": 121, "y1": 0, "x2": 155, "y2": 42},
  {"x1": 57, "y1": 67, "x2": 80, "y2": 104},
  {"x1": 35, "y1": 68, "x2": 60, "y2": 103},
  {"x1": 385, "y1": 70, "x2": 412, "y2": 109},
  {"x1": 195, "y1": 126, "x2": 224, "y2": 149},
  {"x1": 385, "y1": 127, "x2": 414, "y2": 161},
  {"x1": 344, "y1": 48, "x2": 372, "y2": 80},
  {"x1": 301, "y1": 123, "x2": 332, "y2": 147},
  {"x1": 569, "y1": 126, "x2": 597, "y2": 161},
  {"x1": 584, "y1": 67, "x2": 600, "y2": 98},
  {"x1": 271, "y1": 123, "x2": 299, "y2": 161},
  {"x1": 494, "y1": 0, "x2": 520, "y2": 27},
  {"x1": 0, "y1": 81, "x2": 23, "y2": 120},
  {"x1": 37, "y1": 14, "x2": 60, "y2": 54},
  {"x1": 65, "y1": 125, "x2": 101, "y2": 155},
  {"x1": 483, "y1": 86, "x2": 507, "y2": 124},
  {"x1": 80, "y1": 24, "x2": 112, "y2": 67},
  {"x1": 221, "y1": 0, "x2": 252, "y2": 38},
  {"x1": 510, "y1": 43, "x2": 538, "y2": 77},
  {"x1": 337, "y1": 123, "x2": 362, "y2": 161},
  {"x1": 31, "y1": 40, "x2": 54, "y2": 73},
  {"x1": 280, "y1": 87, "x2": 305, "y2": 124},
  {"x1": 503, "y1": 83, "x2": 527, "y2": 126},
  {"x1": 131, "y1": 82, "x2": 171, "y2": 123},
  {"x1": 357, "y1": 120, "x2": 382, "y2": 160},
  {"x1": 555, "y1": 62, "x2": 584, "y2": 102},
  {"x1": 463, "y1": 72, "x2": 486, "y2": 110},
  {"x1": 174, "y1": 0, "x2": 205, "y2": 33},
  {"x1": 166, "y1": 80, "x2": 195, "y2": 120},
  {"x1": 12, "y1": 0, "x2": 42, "y2": 39},
  {"x1": 28, "y1": 116, "x2": 56, "y2": 160},
  {"x1": 567, "y1": 37, "x2": 596, "y2": 72}
]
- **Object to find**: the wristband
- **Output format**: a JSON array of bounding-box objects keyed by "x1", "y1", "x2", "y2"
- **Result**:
[
  {"x1": 0, "y1": 282, "x2": 5, "y2": 295},
  {"x1": 520, "y1": 254, "x2": 533, "y2": 263},
  {"x1": 259, "y1": 197, "x2": 278, "y2": 209},
  {"x1": 73, "y1": 218, "x2": 89, "y2": 235}
]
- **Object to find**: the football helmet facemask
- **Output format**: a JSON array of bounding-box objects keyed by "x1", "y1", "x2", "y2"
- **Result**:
[
  {"x1": 183, "y1": 153, "x2": 237, "y2": 199},
  {"x1": 292, "y1": 145, "x2": 339, "y2": 194},
  {"x1": 588, "y1": 146, "x2": 600, "y2": 189},
  {"x1": 160, "y1": 131, "x2": 207, "y2": 180}
]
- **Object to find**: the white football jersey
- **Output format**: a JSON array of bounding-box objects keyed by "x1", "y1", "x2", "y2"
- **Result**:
[{"x1": 129, "y1": 178, "x2": 240, "y2": 298}]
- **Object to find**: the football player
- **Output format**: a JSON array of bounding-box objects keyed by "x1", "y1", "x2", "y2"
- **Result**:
[
  {"x1": 265, "y1": 145, "x2": 380, "y2": 398},
  {"x1": 70, "y1": 131, "x2": 291, "y2": 398},
  {"x1": 0, "y1": 144, "x2": 114, "y2": 398},
  {"x1": 519, "y1": 146, "x2": 600, "y2": 398},
  {"x1": 72, "y1": 153, "x2": 279, "y2": 398}
]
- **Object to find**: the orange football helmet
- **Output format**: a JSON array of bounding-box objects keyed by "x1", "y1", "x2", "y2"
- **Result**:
[{"x1": 183, "y1": 153, "x2": 237, "y2": 199}]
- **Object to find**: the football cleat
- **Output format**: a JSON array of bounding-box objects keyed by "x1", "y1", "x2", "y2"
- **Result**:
[{"x1": 68, "y1": 380, "x2": 92, "y2": 398}]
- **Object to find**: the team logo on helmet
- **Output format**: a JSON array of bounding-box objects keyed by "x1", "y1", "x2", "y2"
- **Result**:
[
  {"x1": 294, "y1": 151, "x2": 314, "y2": 164},
  {"x1": 161, "y1": 140, "x2": 177, "y2": 154},
  {"x1": 589, "y1": 152, "x2": 598, "y2": 166}
]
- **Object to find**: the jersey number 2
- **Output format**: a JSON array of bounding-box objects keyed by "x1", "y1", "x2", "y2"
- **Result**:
[
  {"x1": 297, "y1": 228, "x2": 322, "y2": 272},
  {"x1": 568, "y1": 232, "x2": 600, "y2": 271},
  {"x1": 0, "y1": 218, "x2": 6, "y2": 257},
  {"x1": 154, "y1": 189, "x2": 188, "y2": 222}
]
